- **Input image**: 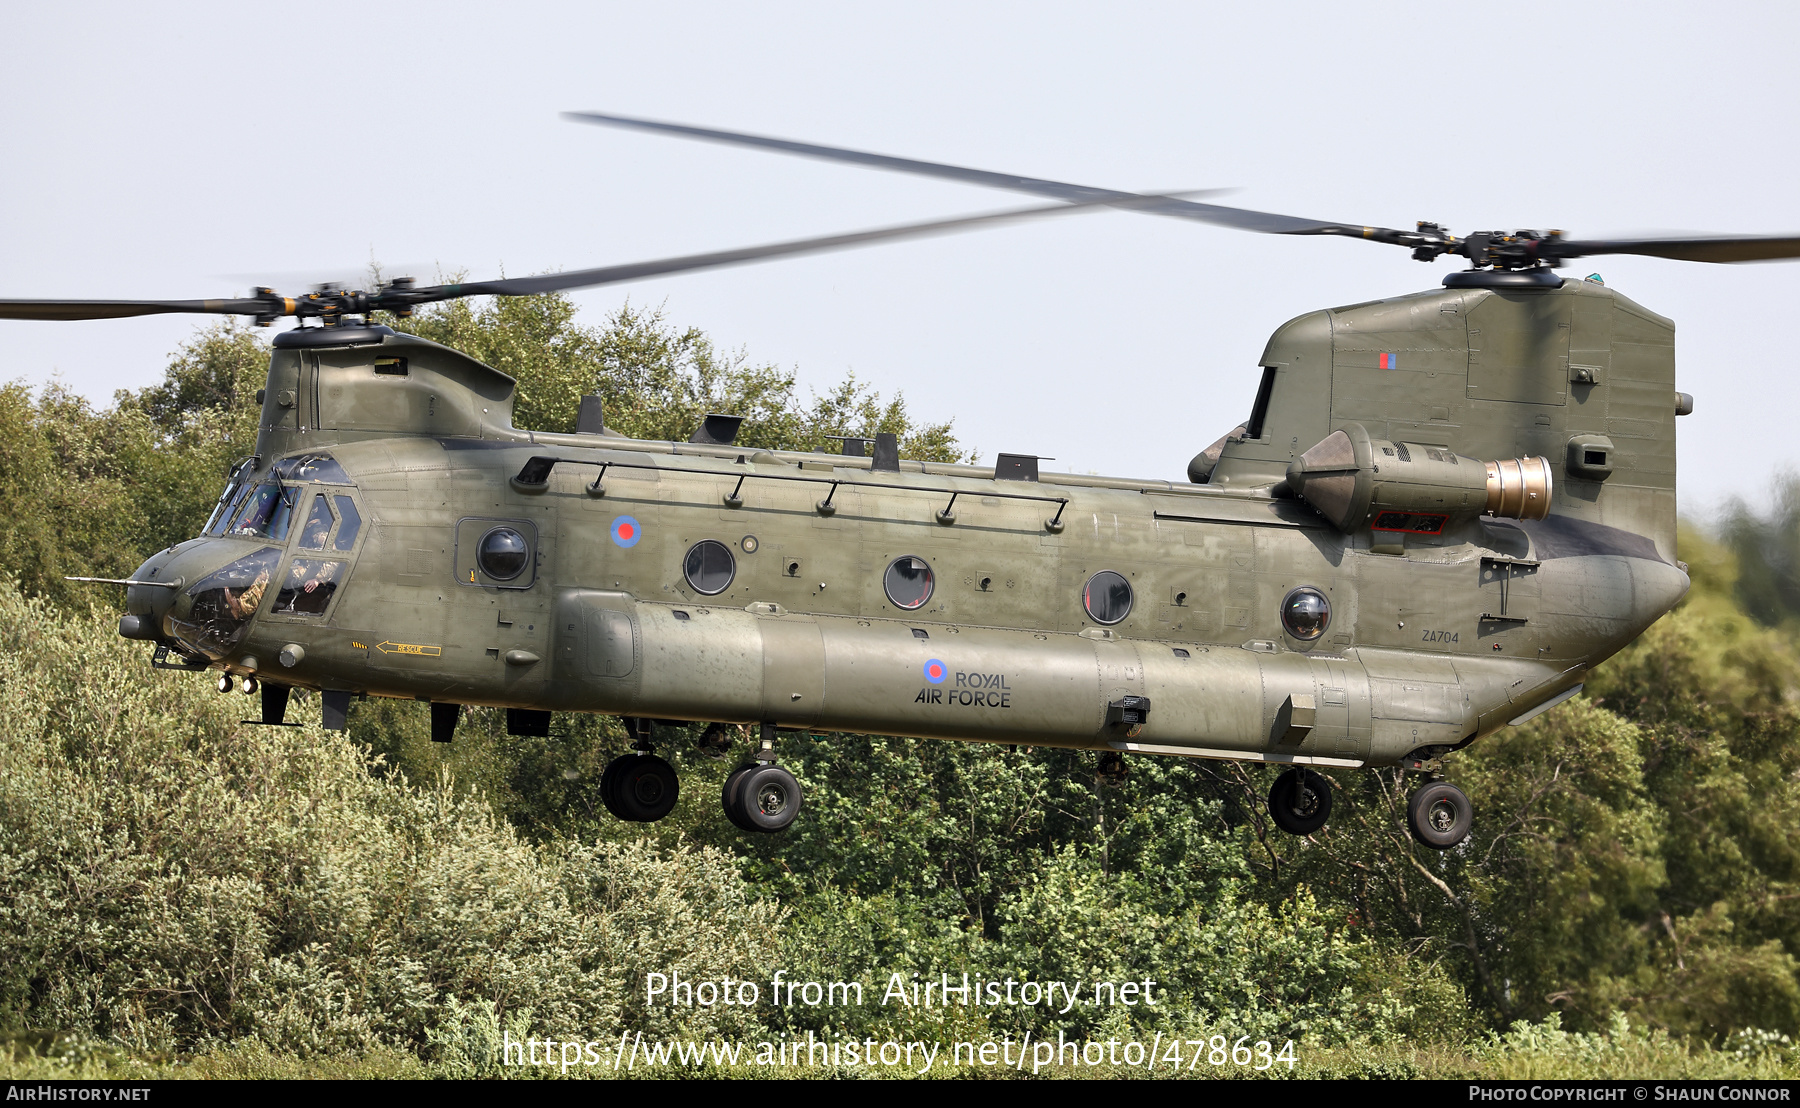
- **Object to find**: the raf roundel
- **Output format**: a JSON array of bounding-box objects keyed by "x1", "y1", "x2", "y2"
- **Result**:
[
  {"x1": 610, "y1": 516, "x2": 642, "y2": 548},
  {"x1": 923, "y1": 659, "x2": 948, "y2": 684}
]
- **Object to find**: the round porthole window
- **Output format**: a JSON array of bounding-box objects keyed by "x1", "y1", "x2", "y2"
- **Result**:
[
  {"x1": 683, "y1": 539, "x2": 737, "y2": 596},
  {"x1": 1083, "y1": 570, "x2": 1133, "y2": 625},
  {"x1": 884, "y1": 556, "x2": 934, "y2": 610},
  {"x1": 478, "y1": 527, "x2": 530, "y2": 581},
  {"x1": 1281, "y1": 587, "x2": 1331, "y2": 641}
]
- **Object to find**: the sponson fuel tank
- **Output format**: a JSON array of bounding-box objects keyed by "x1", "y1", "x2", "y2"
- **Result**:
[{"x1": 540, "y1": 591, "x2": 1568, "y2": 768}]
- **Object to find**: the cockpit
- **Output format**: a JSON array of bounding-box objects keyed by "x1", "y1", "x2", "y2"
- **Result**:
[
  {"x1": 203, "y1": 453, "x2": 353, "y2": 540},
  {"x1": 163, "y1": 452, "x2": 363, "y2": 660}
]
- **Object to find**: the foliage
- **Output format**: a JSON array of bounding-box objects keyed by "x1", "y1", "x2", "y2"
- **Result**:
[
  {"x1": 0, "y1": 584, "x2": 783, "y2": 1056},
  {"x1": 1721, "y1": 475, "x2": 1800, "y2": 628},
  {"x1": 386, "y1": 295, "x2": 971, "y2": 462},
  {"x1": 0, "y1": 324, "x2": 264, "y2": 605}
]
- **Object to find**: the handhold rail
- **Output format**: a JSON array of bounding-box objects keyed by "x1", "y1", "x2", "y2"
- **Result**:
[{"x1": 510, "y1": 455, "x2": 1069, "y2": 531}]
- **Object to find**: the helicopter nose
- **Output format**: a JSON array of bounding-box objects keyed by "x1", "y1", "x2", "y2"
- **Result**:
[
  {"x1": 117, "y1": 539, "x2": 244, "y2": 644},
  {"x1": 118, "y1": 549, "x2": 183, "y2": 640}
]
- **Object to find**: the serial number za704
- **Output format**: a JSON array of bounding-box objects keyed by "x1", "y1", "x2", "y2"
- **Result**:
[
  {"x1": 1161, "y1": 1036, "x2": 1297, "y2": 1071},
  {"x1": 1420, "y1": 629, "x2": 1459, "y2": 643}
]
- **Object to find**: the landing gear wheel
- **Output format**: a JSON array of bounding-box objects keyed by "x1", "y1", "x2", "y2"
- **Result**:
[
  {"x1": 601, "y1": 753, "x2": 680, "y2": 822},
  {"x1": 617, "y1": 754, "x2": 679, "y2": 822},
  {"x1": 1268, "y1": 767, "x2": 1332, "y2": 835},
  {"x1": 721, "y1": 763, "x2": 759, "y2": 832},
  {"x1": 734, "y1": 764, "x2": 802, "y2": 833},
  {"x1": 599, "y1": 755, "x2": 630, "y2": 821},
  {"x1": 1407, "y1": 780, "x2": 1472, "y2": 849}
]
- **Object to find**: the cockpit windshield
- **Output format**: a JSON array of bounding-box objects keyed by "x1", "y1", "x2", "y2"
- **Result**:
[
  {"x1": 202, "y1": 458, "x2": 257, "y2": 536},
  {"x1": 204, "y1": 455, "x2": 352, "y2": 539},
  {"x1": 224, "y1": 483, "x2": 299, "y2": 541}
]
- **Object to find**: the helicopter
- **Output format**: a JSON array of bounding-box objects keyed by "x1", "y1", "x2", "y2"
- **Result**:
[{"x1": 14, "y1": 113, "x2": 1800, "y2": 847}]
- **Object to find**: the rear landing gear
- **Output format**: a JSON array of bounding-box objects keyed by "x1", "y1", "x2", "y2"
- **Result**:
[
  {"x1": 1268, "y1": 767, "x2": 1332, "y2": 835},
  {"x1": 721, "y1": 725, "x2": 802, "y2": 833},
  {"x1": 601, "y1": 717, "x2": 680, "y2": 823},
  {"x1": 1407, "y1": 780, "x2": 1472, "y2": 849}
]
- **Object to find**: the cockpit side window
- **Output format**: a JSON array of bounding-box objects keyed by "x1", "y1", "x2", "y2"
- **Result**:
[
  {"x1": 332, "y1": 496, "x2": 363, "y2": 550},
  {"x1": 274, "y1": 558, "x2": 345, "y2": 616},
  {"x1": 297, "y1": 494, "x2": 335, "y2": 550}
]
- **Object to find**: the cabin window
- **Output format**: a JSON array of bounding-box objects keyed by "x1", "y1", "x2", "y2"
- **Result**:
[
  {"x1": 274, "y1": 559, "x2": 345, "y2": 616},
  {"x1": 683, "y1": 540, "x2": 736, "y2": 596},
  {"x1": 1281, "y1": 587, "x2": 1331, "y2": 641},
  {"x1": 477, "y1": 527, "x2": 530, "y2": 581},
  {"x1": 1083, "y1": 571, "x2": 1134, "y2": 625},
  {"x1": 884, "y1": 556, "x2": 935, "y2": 610}
]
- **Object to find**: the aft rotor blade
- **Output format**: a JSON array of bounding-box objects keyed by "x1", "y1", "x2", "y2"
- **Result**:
[
  {"x1": 416, "y1": 190, "x2": 1217, "y2": 300},
  {"x1": 565, "y1": 110, "x2": 1408, "y2": 242},
  {"x1": 0, "y1": 297, "x2": 279, "y2": 321},
  {"x1": 1552, "y1": 235, "x2": 1800, "y2": 264}
]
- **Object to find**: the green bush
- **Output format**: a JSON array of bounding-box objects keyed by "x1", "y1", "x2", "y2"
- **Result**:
[{"x1": 0, "y1": 584, "x2": 782, "y2": 1056}]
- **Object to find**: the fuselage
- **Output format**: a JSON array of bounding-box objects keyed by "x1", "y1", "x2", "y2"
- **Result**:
[
  {"x1": 125, "y1": 273, "x2": 1693, "y2": 770},
  {"x1": 128, "y1": 396, "x2": 1685, "y2": 770}
]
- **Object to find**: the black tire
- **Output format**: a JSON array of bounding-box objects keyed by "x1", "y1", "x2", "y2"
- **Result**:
[
  {"x1": 612, "y1": 754, "x2": 680, "y2": 822},
  {"x1": 1267, "y1": 767, "x2": 1332, "y2": 835},
  {"x1": 599, "y1": 754, "x2": 631, "y2": 821},
  {"x1": 721, "y1": 763, "x2": 759, "y2": 832},
  {"x1": 736, "y1": 764, "x2": 803, "y2": 833},
  {"x1": 1408, "y1": 780, "x2": 1472, "y2": 849}
]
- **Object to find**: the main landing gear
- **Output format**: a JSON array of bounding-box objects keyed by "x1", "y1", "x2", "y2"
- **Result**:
[
  {"x1": 1263, "y1": 767, "x2": 1473, "y2": 849},
  {"x1": 722, "y1": 724, "x2": 802, "y2": 834},
  {"x1": 1406, "y1": 779, "x2": 1472, "y2": 850},
  {"x1": 1267, "y1": 767, "x2": 1332, "y2": 835},
  {"x1": 600, "y1": 717, "x2": 680, "y2": 823},
  {"x1": 598, "y1": 718, "x2": 803, "y2": 832}
]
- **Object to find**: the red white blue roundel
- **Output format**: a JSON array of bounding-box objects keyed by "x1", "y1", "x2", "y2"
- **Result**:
[
  {"x1": 923, "y1": 659, "x2": 947, "y2": 684},
  {"x1": 611, "y1": 516, "x2": 642, "y2": 548}
]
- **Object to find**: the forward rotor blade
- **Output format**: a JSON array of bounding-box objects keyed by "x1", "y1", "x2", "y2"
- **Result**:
[
  {"x1": 565, "y1": 110, "x2": 1402, "y2": 241},
  {"x1": 1552, "y1": 235, "x2": 1800, "y2": 264},
  {"x1": 0, "y1": 193, "x2": 1209, "y2": 323},
  {"x1": 0, "y1": 298, "x2": 277, "y2": 322},
  {"x1": 417, "y1": 190, "x2": 1217, "y2": 300}
]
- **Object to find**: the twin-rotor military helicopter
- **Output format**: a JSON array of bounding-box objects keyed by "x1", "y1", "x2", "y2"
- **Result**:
[{"x1": 15, "y1": 112, "x2": 1800, "y2": 845}]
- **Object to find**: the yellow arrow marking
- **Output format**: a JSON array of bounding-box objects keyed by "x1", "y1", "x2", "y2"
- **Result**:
[{"x1": 375, "y1": 641, "x2": 441, "y2": 657}]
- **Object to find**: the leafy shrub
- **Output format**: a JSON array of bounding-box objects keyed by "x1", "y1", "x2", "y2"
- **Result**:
[{"x1": 0, "y1": 584, "x2": 783, "y2": 1055}]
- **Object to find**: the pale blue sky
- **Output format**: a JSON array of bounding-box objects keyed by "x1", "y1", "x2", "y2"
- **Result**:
[{"x1": 2, "y1": 1, "x2": 1795, "y2": 515}]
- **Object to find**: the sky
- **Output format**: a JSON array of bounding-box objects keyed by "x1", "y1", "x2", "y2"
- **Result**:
[{"x1": 2, "y1": 2, "x2": 1796, "y2": 519}]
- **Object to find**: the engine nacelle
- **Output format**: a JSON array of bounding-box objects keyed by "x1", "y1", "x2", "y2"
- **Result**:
[{"x1": 1285, "y1": 423, "x2": 1552, "y2": 534}]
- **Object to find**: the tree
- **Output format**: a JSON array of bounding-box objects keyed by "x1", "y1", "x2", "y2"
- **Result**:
[{"x1": 387, "y1": 295, "x2": 971, "y2": 461}]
